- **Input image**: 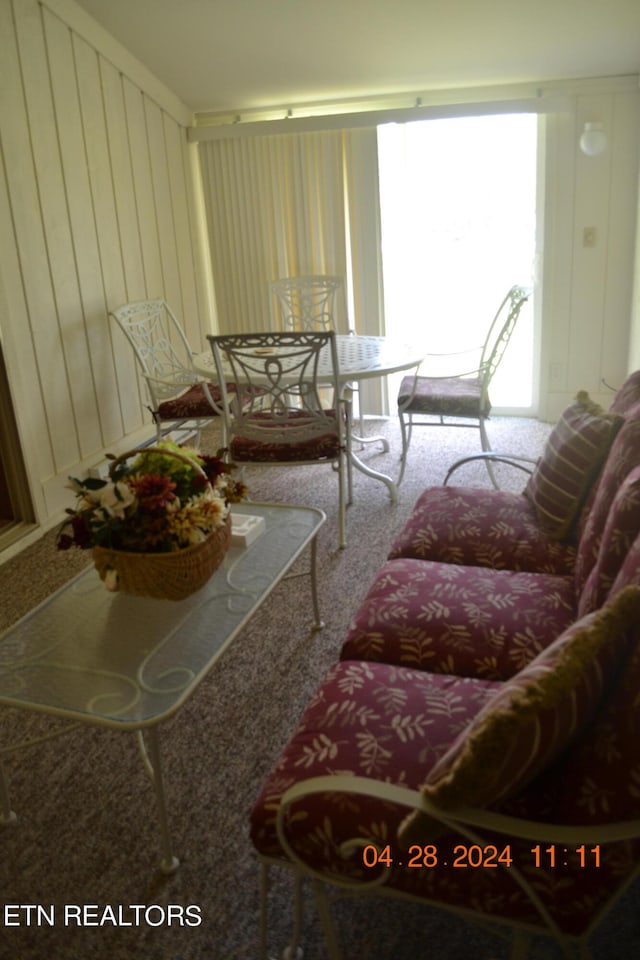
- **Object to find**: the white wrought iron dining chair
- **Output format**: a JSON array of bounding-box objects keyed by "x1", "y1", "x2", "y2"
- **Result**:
[
  {"x1": 270, "y1": 275, "x2": 345, "y2": 333},
  {"x1": 208, "y1": 330, "x2": 351, "y2": 550},
  {"x1": 396, "y1": 285, "x2": 531, "y2": 487},
  {"x1": 110, "y1": 299, "x2": 229, "y2": 445},
  {"x1": 271, "y1": 275, "x2": 384, "y2": 453}
]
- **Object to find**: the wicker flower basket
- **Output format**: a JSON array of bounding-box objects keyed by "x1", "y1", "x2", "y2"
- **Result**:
[{"x1": 91, "y1": 447, "x2": 232, "y2": 601}]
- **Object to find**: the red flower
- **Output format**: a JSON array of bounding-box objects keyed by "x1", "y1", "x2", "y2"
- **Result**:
[{"x1": 129, "y1": 474, "x2": 176, "y2": 512}]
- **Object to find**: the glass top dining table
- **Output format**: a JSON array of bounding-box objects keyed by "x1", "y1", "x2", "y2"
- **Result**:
[{"x1": 192, "y1": 334, "x2": 425, "y2": 500}]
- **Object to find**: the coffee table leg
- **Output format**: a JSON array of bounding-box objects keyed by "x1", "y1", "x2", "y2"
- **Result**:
[
  {"x1": 136, "y1": 729, "x2": 180, "y2": 874},
  {"x1": 310, "y1": 535, "x2": 325, "y2": 630}
]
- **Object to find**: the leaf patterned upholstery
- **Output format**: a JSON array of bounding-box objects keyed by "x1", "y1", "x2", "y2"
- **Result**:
[
  {"x1": 341, "y1": 556, "x2": 576, "y2": 679},
  {"x1": 387, "y1": 485, "x2": 577, "y2": 574},
  {"x1": 252, "y1": 372, "x2": 640, "y2": 955},
  {"x1": 577, "y1": 465, "x2": 640, "y2": 616},
  {"x1": 574, "y1": 410, "x2": 640, "y2": 595},
  {"x1": 399, "y1": 588, "x2": 640, "y2": 840},
  {"x1": 250, "y1": 659, "x2": 500, "y2": 862},
  {"x1": 251, "y1": 608, "x2": 640, "y2": 939}
]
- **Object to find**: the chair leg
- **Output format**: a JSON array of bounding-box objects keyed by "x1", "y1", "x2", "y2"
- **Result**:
[
  {"x1": 311, "y1": 879, "x2": 343, "y2": 960},
  {"x1": 510, "y1": 930, "x2": 531, "y2": 959},
  {"x1": 259, "y1": 862, "x2": 270, "y2": 960},
  {"x1": 338, "y1": 449, "x2": 347, "y2": 550},
  {"x1": 479, "y1": 417, "x2": 499, "y2": 489},
  {"x1": 261, "y1": 862, "x2": 305, "y2": 960},
  {"x1": 282, "y1": 869, "x2": 305, "y2": 960},
  {"x1": 397, "y1": 410, "x2": 410, "y2": 486}
]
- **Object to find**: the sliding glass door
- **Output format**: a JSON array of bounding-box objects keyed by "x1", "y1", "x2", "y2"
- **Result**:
[{"x1": 378, "y1": 113, "x2": 538, "y2": 413}]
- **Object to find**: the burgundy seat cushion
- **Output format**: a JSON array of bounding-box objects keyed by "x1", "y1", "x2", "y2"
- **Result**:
[
  {"x1": 252, "y1": 613, "x2": 640, "y2": 938},
  {"x1": 341, "y1": 557, "x2": 575, "y2": 680},
  {"x1": 398, "y1": 375, "x2": 488, "y2": 418},
  {"x1": 250, "y1": 658, "x2": 500, "y2": 865},
  {"x1": 230, "y1": 410, "x2": 341, "y2": 462},
  {"x1": 156, "y1": 382, "x2": 224, "y2": 419},
  {"x1": 388, "y1": 485, "x2": 577, "y2": 575}
]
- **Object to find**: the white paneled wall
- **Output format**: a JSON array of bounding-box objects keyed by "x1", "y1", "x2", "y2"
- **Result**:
[
  {"x1": 0, "y1": 0, "x2": 210, "y2": 531},
  {"x1": 539, "y1": 80, "x2": 640, "y2": 420}
]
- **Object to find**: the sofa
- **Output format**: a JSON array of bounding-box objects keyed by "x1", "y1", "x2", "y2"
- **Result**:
[{"x1": 250, "y1": 373, "x2": 640, "y2": 960}]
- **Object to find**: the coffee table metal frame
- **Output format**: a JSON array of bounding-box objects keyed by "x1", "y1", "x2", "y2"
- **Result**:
[{"x1": 0, "y1": 502, "x2": 325, "y2": 873}]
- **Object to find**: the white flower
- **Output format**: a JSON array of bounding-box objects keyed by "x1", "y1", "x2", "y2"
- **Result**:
[
  {"x1": 103, "y1": 567, "x2": 119, "y2": 592},
  {"x1": 95, "y1": 481, "x2": 136, "y2": 519}
]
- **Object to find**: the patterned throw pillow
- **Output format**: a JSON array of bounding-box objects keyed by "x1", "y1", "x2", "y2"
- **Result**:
[
  {"x1": 398, "y1": 586, "x2": 640, "y2": 844},
  {"x1": 523, "y1": 391, "x2": 623, "y2": 541}
]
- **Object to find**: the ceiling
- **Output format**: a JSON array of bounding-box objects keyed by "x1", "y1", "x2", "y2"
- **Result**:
[{"x1": 73, "y1": 0, "x2": 640, "y2": 116}]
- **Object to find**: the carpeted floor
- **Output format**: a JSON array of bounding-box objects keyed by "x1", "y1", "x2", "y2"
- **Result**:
[{"x1": 0, "y1": 416, "x2": 638, "y2": 960}]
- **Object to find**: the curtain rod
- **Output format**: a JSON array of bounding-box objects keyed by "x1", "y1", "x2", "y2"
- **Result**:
[{"x1": 188, "y1": 94, "x2": 570, "y2": 142}]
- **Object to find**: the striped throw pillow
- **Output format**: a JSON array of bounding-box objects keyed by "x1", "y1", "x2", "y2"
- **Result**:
[{"x1": 524, "y1": 392, "x2": 623, "y2": 540}]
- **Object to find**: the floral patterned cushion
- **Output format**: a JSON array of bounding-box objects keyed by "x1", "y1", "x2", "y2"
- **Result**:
[
  {"x1": 250, "y1": 659, "x2": 500, "y2": 862},
  {"x1": 230, "y1": 410, "x2": 341, "y2": 462},
  {"x1": 576, "y1": 465, "x2": 640, "y2": 617},
  {"x1": 387, "y1": 485, "x2": 577, "y2": 575},
  {"x1": 340, "y1": 557, "x2": 575, "y2": 680},
  {"x1": 523, "y1": 392, "x2": 623, "y2": 541},
  {"x1": 399, "y1": 586, "x2": 640, "y2": 845},
  {"x1": 607, "y1": 529, "x2": 640, "y2": 598},
  {"x1": 251, "y1": 651, "x2": 640, "y2": 938},
  {"x1": 574, "y1": 410, "x2": 640, "y2": 595}
]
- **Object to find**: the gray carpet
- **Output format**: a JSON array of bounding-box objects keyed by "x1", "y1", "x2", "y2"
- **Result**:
[{"x1": 0, "y1": 416, "x2": 638, "y2": 960}]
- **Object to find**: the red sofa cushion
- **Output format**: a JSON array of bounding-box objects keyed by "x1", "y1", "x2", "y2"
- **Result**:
[
  {"x1": 341, "y1": 556, "x2": 575, "y2": 680},
  {"x1": 250, "y1": 659, "x2": 499, "y2": 865},
  {"x1": 387, "y1": 485, "x2": 577, "y2": 574}
]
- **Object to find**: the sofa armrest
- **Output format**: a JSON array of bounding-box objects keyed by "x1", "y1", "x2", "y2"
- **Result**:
[
  {"x1": 276, "y1": 773, "x2": 640, "y2": 881},
  {"x1": 444, "y1": 452, "x2": 538, "y2": 486}
]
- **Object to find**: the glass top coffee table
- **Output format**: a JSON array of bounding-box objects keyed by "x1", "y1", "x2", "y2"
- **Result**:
[{"x1": 0, "y1": 502, "x2": 324, "y2": 872}]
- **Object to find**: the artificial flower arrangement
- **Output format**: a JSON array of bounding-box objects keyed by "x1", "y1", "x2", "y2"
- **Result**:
[
  {"x1": 57, "y1": 442, "x2": 247, "y2": 554},
  {"x1": 57, "y1": 443, "x2": 248, "y2": 599}
]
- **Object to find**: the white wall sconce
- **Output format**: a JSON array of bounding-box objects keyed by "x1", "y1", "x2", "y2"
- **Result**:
[{"x1": 579, "y1": 122, "x2": 607, "y2": 156}]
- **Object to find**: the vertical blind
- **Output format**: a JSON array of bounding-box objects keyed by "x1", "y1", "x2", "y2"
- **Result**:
[{"x1": 198, "y1": 125, "x2": 387, "y2": 410}]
